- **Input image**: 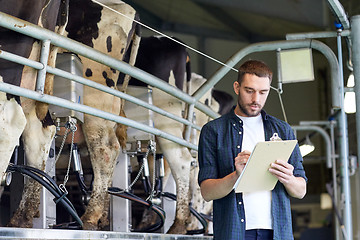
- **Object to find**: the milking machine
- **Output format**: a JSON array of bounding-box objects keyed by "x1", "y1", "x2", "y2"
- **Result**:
[
  {"x1": 48, "y1": 52, "x2": 90, "y2": 228},
  {"x1": 111, "y1": 86, "x2": 208, "y2": 234},
  {"x1": 52, "y1": 83, "x2": 208, "y2": 233},
  {"x1": 2, "y1": 118, "x2": 83, "y2": 228},
  {"x1": 1, "y1": 53, "x2": 208, "y2": 234},
  {"x1": 0, "y1": 53, "x2": 84, "y2": 229}
]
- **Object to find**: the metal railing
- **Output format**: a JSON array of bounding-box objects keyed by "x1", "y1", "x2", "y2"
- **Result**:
[{"x1": 0, "y1": 11, "x2": 220, "y2": 151}]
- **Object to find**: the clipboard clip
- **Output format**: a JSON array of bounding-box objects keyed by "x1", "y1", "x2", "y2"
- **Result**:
[{"x1": 270, "y1": 133, "x2": 282, "y2": 141}]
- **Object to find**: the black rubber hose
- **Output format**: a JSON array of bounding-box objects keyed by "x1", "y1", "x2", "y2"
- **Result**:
[
  {"x1": 108, "y1": 187, "x2": 166, "y2": 232},
  {"x1": 75, "y1": 171, "x2": 90, "y2": 195},
  {"x1": 161, "y1": 192, "x2": 208, "y2": 235},
  {"x1": 7, "y1": 164, "x2": 83, "y2": 227},
  {"x1": 9, "y1": 165, "x2": 74, "y2": 209}
]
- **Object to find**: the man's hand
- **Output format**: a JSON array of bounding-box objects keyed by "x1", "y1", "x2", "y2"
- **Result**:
[
  {"x1": 234, "y1": 150, "x2": 251, "y2": 176},
  {"x1": 269, "y1": 160, "x2": 306, "y2": 199},
  {"x1": 268, "y1": 160, "x2": 294, "y2": 184}
]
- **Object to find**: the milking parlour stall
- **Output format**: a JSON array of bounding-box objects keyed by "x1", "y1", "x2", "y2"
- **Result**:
[{"x1": 1, "y1": 0, "x2": 360, "y2": 240}]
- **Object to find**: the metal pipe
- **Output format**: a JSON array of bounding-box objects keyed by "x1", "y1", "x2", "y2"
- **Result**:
[
  {"x1": 299, "y1": 121, "x2": 334, "y2": 126},
  {"x1": 0, "y1": 11, "x2": 219, "y2": 119},
  {"x1": 351, "y1": 16, "x2": 360, "y2": 240},
  {"x1": 276, "y1": 48, "x2": 283, "y2": 94},
  {"x1": 0, "y1": 49, "x2": 202, "y2": 131},
  {"x1": 291, "y1": 125, "x2": 332, "y2": 168},
  {"x1": 337, "y1": 29, "x2": 352, "y2": 240},
  {"x1": 0, "y1": 82, "x2": 198, "y2": 151},
  {"x1": 0, "y1": 49, "x2": 43, "y2": 70},
  {"x1": 327, "y1": 0, "x2": 353, "y2": 73},
  {"x1": 327, "y1": 0, "x2": 350, "y2": 30},
  {"x1": 36, "y1": 39, "x2": 50, "y2": 93},
  {"x1": 46, "y1": 67, "x2": 201, "y2": 131},
  {"x1": 286, "y1": 30, "x2": 351, "y2": 40},
  {"x1": 193, "y1": 39, "x2": 341, "y2": 110},
  {"x1": 352, "y1": 15, "x2": 360, "y2": 189},
  {"x1": 329, "y1": 119, "x2": 341, "y2": 240}
]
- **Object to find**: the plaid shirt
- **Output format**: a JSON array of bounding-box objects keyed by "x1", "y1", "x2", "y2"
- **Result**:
[{"x1": 198, "y1": 107, "x2": 307, "y2": 240}]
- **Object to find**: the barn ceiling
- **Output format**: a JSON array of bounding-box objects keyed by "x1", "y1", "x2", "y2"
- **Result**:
[{"x1": 122, "y1": 0, "x2": 360, "y2": 42}]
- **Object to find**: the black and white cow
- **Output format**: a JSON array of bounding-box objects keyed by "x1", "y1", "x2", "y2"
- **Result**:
[
  {"x1": 126, "y1": 36, "x2": 236, "y2": 234},
  {"x1": 131, "y1": 67, "x2": 233, "y2": 234},
  {"x1": 65, "y1": 0, "x2": 140, "y2": 230},
  {"x1": 127, "y1": 36, "x2": 192, "y2": 234},
  {"x1": 187, "y1": 76, "x2": 234, "y2": 233},
  {"x1": 0, "y1": 0, "x2": 140, "y2": 230},
  {"x1": 0, "y1": 0, "x2": 68, "y2": 227}
]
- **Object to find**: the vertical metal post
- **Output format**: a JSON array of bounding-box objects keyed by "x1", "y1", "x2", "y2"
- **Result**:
[
  {"x1": 111, "y1": 151, "x2": 130, "y2": 232},
  {"x1": 337, "y1": 28, "x2": 353, "y2": 240},
  {"x1": 32, "y1": 139, "x2": 56, "y2": 228},
  {"x1": 36, "y1": 39, "x2": 51, "y2": 94},
  {"x1": 351, "y1": 15, "x2": 360, "y2": 240},
  {"x1": 330, "y1": 120, "x2": 341, "y2": 240},
  {"x1": 276, "y1": 48, "x2": 283, "y2": 94},
  {"x1": 352, "y1": 15, "x2": 360, "y2": 180}
]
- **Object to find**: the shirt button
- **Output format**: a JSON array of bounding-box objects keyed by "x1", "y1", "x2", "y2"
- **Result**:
[
  {"x1": 239, "y1": 131, "x2": 242, "y2": 135},
  {"x1": 237, "y1": 145, "x2": 240, "y2": 149},
  {"x1": 241, "y1": 219, "x2": 244, "y2": 223},
  {"x1": 233, "y1": 123, "x2": 236, "y2": 126},
  {"x1": 239, "y1": 120, "x2": 242, "y2": 123},
  {"x1": 239, "y1": 201, "x2": 242, "y2": 205}
]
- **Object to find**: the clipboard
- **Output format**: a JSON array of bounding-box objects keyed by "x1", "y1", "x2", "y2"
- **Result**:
[{"x1": 233, "y1": 140, "x2": 298, "y2": 193}]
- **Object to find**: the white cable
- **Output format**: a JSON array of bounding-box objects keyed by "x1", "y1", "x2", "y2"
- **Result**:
[
  {"x1": 272, "y1": 87, "x2": 288, "y2": 123},
  {"x1": 92, "y1": 0, "x2": 238, "y2": 72},
  {"x1": 91, "y1": 0, "x2": 288, "y2": 120}
]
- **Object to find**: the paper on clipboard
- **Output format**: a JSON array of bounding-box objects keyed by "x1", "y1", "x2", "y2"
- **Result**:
[{"x1": 233, "y1": 140, "x2": 298, "y2": 193}]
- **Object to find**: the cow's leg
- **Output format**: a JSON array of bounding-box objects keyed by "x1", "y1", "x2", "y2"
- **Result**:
[
  {"x1": 157, "y1": 139, "x2": 192, "y2": 234},
  {"x1": 7, "y1": 45, "x2": 56, "y2": 227},
  {"x1": 81, "y1": 115, "x2": 121, "y2": 230},
  {"x1": 0, "y1": 90, "x2": 27, "y2": 177},
  {"x1": 185, "y1": 74, "x2": 216, "y2": 233},
  {"x1": 187, "y1": 164, "x2": 202, "y2": 230},
  {"x1": 152, "y1": 88, "x2": 193, "y2": 234},
  {"x1": 187, "y1": 163, "x2": 213, "y2": 233},
  {"x1": 0, "y1": 88, "x2": 27, "y2": 190},
  {"x1": 7, "y1": 103, "x2": 55, "y2": 227}
]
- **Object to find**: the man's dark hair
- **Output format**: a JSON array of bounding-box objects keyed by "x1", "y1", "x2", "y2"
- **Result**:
[{"x1": 237, "y1": 60, "x2": 273, "y2": 84}]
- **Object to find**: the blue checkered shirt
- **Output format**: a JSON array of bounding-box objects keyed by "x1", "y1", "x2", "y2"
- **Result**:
[{"x1": 198, "y1": 107, "x2": 307, "y2": 240}]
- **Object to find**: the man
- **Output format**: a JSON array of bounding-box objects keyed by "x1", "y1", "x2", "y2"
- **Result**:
[{"x1": 198, "y1": 60, "x2": 307, "y2": 240}]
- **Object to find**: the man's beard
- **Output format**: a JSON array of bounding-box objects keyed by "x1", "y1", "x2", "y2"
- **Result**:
[{"x1": 238, "y1": 99, "x2": 262, "y2": 117}]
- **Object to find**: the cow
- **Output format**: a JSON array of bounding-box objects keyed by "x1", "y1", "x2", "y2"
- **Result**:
[
  {"x1": 132, "y1": 70, "x2": 234, "y2": 234},
  {"x1": 125, "y1": 35, "x2": 192, "y2": 234},
  {"x1": 126, "y1": 36, "x2": 233, "y2": 234},
  {"x1": 0, "y1": 0, "x2": 68, "y2": 228},
  {"x1": 64, "y1": 0, "x2": 140, "y2": 230},
  {"x1": 0, "y1": 0, "x2": 140, "y2": 230},
  {"x1": 187, "y1": 75, "x2": 234, "y2": 233}
]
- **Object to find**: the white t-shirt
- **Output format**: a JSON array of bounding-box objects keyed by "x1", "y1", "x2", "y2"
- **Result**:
[{"x1": 237, "y1": 114, "x2": 272, "y2": 230}]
